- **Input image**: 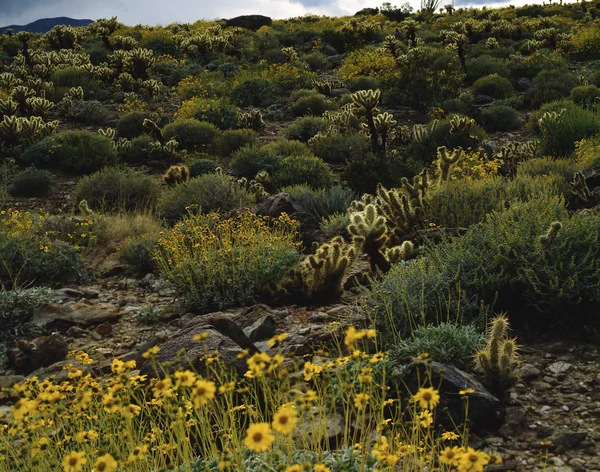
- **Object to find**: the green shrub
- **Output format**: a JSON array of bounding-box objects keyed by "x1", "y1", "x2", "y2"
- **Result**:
[
  {"x1": 590, "y1": 69, "x2": 600, "y2": 88},
  {"x1": 120, "y1": 234, "x2": 159, "y2": 273},
  {"x1": 272, "y1": 154, "x2": 334, "y2": 190},
  {"x1": 73, "y1": 167, "x2": 161, "y2": 212},
  {"x1": 284, "y1": 116, "x2": 327, "y2": 142},
  {"x1": 62, "y1": 99, "x2": 109, "y2": 124},
  {"x1": 320, "y1": 212, "x2": 350, "y2": 239},
  {"x1": 302, "y1": 52, "x2": 328, "y2": 71},
  {"x1": 154, "y1": 211, "x2": 300, "y2": 313},
  {"x1": 570, "y1": 85, "x2": 600, "y2": 108},
  {"x1": 262, "y1": 139, "x2": 312, "y2": 157},
  {"x1": 176, "y1": 98, "x2": 240, "y2": 130},
  {"x1": 231, "y1": 77, "x2": 277, "y2": 107},
  {"x1": 477, "y1": 105, "x2": 522, "y2": 132},
  {"x1": 20, "y1": 130, "x2": 118, "y2": 174},
  {"x1": 117, "y1": 111, "x2": 157, "y2": 139},
  {"x1": 472, "y1": 74, "x2": 514, "y2": 99},
  {"x1": 0, "y1": 210, "x2": 83, "y2": 288},
  {"x1": 157, "y1": 173, "x2": 253, "y2": 221},
  {"x1": 50, "y1": 67, "x2": 104, "y2": 100},
  {"x1": 282, "y1": 185, "x2": 357, "y2": 221},
  {"x1": 441, "y1": 98, "x2": 471, "y2": 116},
  {"x1": 389, "y1": 323, "x2": 485, "y2": 370},
  {"x1": 465, "y1": 55, "x2": 507, "y2": 82},
  {"x1": 311, "y1": 132, "x2": 370, "y2": 164},
  {"x1": 188, "y1": 158, "x2": 219, "y2": 177},
  {"x1": 163, "y1": 119, "x2": 221, "y2": 152},
  {"x1": 526, "y1": 99, "x2": 577, "y2": 135},
  {"x1": 290, "y1": 93, "x2": 331, "y2": 117},
  {"x1": 528, "y1": 69, "x2": 578, "y2": 109},
  {"x1": 229, "y1": 145, "x2": 283, "y2": 178},
  {"x1": 517, "y1": 157, "x2": 577, "y2": 183},
  {"x1": 536, "y1": 105, "x2": 600, "y2": 157},
  {"x1": 125, "y1": 135, "x2": 161, "y2": 165},
  {"x1": 348, "y1": 76, "x2": 379, "y2": 91},
  {"x1": 218, "y1": 129, "x2": 258, "y2": 156},
  {"x1": 0, "y1": 287, "x2": 55, "y2": 339},
  {"x1": 8, "y1": 167, "x2": 52, "y2": 197}
]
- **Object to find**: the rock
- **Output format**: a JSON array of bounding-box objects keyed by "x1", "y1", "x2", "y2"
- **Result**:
[
  {"x1": 95, "y1": 321, "x2": 113, "y2": 336},
  {"x1": 355, "y1": 7, "x2": 379, "y2": 15},
  {"x1": 329, "y1": 88, "x2": 350, "y2": 98},
  {"x1": 504, "y1": 405, "x2": 528, "y2": 426},
  {"x1": 65, "y1": 326, "x2": 87, "y2": 338},
  {"x1": 548, "y1": 361, "x2": 573, "y2": 375},
  {"x1": 225, "y1": 15, "x2": 272, "y2": 31},
  {"x1": 321, "y1": 44, "x2": 338, "y2": 56},
  {"x1": 101, "y1": 265, "x2": 128, "y2": 278},
  {"x1": 519, "y1": 363, "x2": 541, "y2": 380},
  {"x1": 139, "y1": 314, "x2": 258, "y2": 378},
  {"x1": 296, "y1": 408, "x2": 345, "y2": 449},
  {"x1": 7, "y1": 334, "x2": 69, "y2": 375},
  {"x1": 30, "y1": 301, "x2": 121, "y2": 329},
  {"x1": 0, "y1": 375, "x2": 25, "y2": 390},
  {"x1": 553, "y1": 431, "x2": 587, "y2": 451},
  {"x1": 54, "y1": 288, "x2": 83, "y2": 301},
  {"x1": 90, "y1": 331, "x2": 103, "y2": 341},
  {"x1": 82, "y1": 288, "x2": 100, "y2": 299},
  {"x1": 404, "y1": 360, "x2": 501, "y2": 432},
  {"x1": 517, "y1": 77, "x2": 533, "y2": 91},
  {"x1": 243, "y1": 315, "x2": 276, "y2": 342},
  {"x1": 474, "y1": 94, "x2": 493, "y2": 105}
]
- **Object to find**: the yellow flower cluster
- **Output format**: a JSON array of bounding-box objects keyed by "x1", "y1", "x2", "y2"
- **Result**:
[{"x1": 446, "y1": 148, "x2": 501, "y2": 181}]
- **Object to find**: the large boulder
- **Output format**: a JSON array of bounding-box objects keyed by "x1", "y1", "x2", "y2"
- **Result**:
[{"x1": 226, "y1": 15, "x2": 272, "y2": 31}]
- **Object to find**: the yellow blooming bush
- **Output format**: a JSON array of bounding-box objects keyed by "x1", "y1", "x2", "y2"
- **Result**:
[
  {"x1": 153, "y1": 211, "x2": 301, "y2": 312},
  {"x1": 337, "y1": 47, "x2": 398, "y2": 85},
  {"x1": 261, "y1": 63, "x2": 316, "y2": 93},
  {"x1": 0, "y1": 209, "x2": 82, "y2": 288},
  {"x1": 575, "y1": 136, "x2": 600, "y2": 170},
  {"x1": 175, "y1": 97, "x2": 240, "y2": 130},
  {"x1": 0, "y1": 328, "x2": 501, "y2": 472}
]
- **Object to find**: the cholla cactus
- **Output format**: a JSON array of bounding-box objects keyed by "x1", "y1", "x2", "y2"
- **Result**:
[
  {"x1": 0, "y1": 99, "x2": 18, "y2": 118},
  {"x1": 348, "y1": 203, "x2": 389, "y2": 272},
  {"x1": 401, "y1": 18, "x2": 419, "y2": 46},
  {"x1": 238, "y1": 110, "x2": 265, "y2": 132},
  {"x1": 78, "y1": 200, "x2": 94, "y2": 216},
  {"x1": 486, "y1": 37, "x2": 499, "y2": 49},
  {"x1": 449, "y1": 115, "x2": 475, "y2": 133},
  {"x1": 163, "y1": 165, "x2": 191, "y2": 185},
  {"x1": 351, "y1": 89, "x2": 396, "y2": 155},
  {"x1": 143, "y1": 119, "x2": 165, "y2": 144},
  {"x1": 384, "y1": 241, "x2": 415, "y2": 265},
  {"x1": 474, "y1": 313, "x2": 520, "y2": 396},
  {"x1": 98, "y1": 128, "x2": 116, "y2": 140},
  {"x1": 26, "y1": 97, "x2": 54, "y2": 118},
  {"x1": 436, "y1": 146, "x2": 463, "y2": 183},
  {"x1": 300, "y1": 237, "x2": 355, "y2": 303},
  {"x1": 45, "y1": 25, "x2": 83, "y2": 50},
  {"x1": 539, "y1": 221, "x2": 562, "y2": 249},
  {"x1": 569, "y1": 171, "x2": 591, "y2": 203},
  {"x1": 113, "y1": 35, "x2": 138, "y2": 51},
  {"x1": 281, "y1": 47, "x2": 299, "y2": 62}
]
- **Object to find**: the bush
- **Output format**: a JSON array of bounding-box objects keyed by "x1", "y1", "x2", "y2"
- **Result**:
[
  {"x1": 570, "y1": 23, "x2": 600, "y2": 60},
  {"x1": 302, "y1": 52, "x2": 328, "y2": 71},
  {"x1": 120, "y1": 234, "x2": 159, "y2": 274},
  {"x1": 62, "y1": 99, "x2": 109, "y2": 124},
  {"x1": 8, "y1": 167, "x2": 52, "y2": 197},
  {"x1": 0, "y1": 287, "x2": 55, "y2": 338},
  {"x1": 284, "y1": 116, "x2": 327, "y2": 142},
  {"x1": 272, "y1": 154, "x2": 334, "y2": 190},
  {"x1": 311, "y1": 132, "x2": 370, "y2": 164},
  {"x1": 230, "y1": 77, "x2": 277, "y2": 107},
  {"x1": 472, "y1": 74, "x2": 514, "y2": 99},
  {"x1": 20, "y1": 130, "x2": 118, "y2": 174},
  {"x1": 175, "y1": 98, "x2": 240, "y2": 130},
  {"x1": 50, "y1": 67, "x2": 104, "y2": 100},
  {"x1": 218, "y1": 129, "x2": 258, "y2": 156},
  {"x1": 290, "y1": 93, "x2": 331, "y2": 117},
  {"x1": 154, "y1": 211, "x2": 300, "y2": 313},
  {"x1": 570, "y1": 85, "x2": 600, "y2": 108},
  {"x1": 229, "y1": 145, "x2": 283, "y2": 178},
  {"x1": 188, "y1": 158, "x2": 219, "y2": 177},
  {"x1": 477, "y1": 105, "x2": 522, "y2": 132},
  {"x1": 441, "y1": 98, "x2": 471, "y2": 116},
  {"x1": 528, "y1": 69, "x2": 578, "y2": 109},
  {"x1": 517, "y1": 157, "x2": 577, "y2": 183},
  {"x1": 465, "y1": 55, "x2": 507, "y2": 82},
  {"x1": 157, "y1": 173, "x2": 253, "y2": 222},
  {"x1": 163, "y1": 119, "x2": 221, "y2": 152},
  {"x1": 0, "y1": 209, "x2": 83, "y2": 288},
  {"x1": 536, "y1": 105, "x2": 600, "y2": 157},
  {"x1": 282, "y1": 185, "x2": 357, "y2": 221},
  {"x1": 125, "y1": 135, "x2": 160, "y2": 165},
  {"x1": 73, "y1": 167, "x2": 161, "y2": 213},
  {"x1": 117, "y1": 111, "x2": 155, "y2": 139},
  {"x1": 389, "y1": 323, "x2": 485, "y2": 370}
]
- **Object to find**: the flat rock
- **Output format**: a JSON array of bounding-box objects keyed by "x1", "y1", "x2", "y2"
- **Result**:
[
  {"x1": 548, "y1": 361, "x2": 573, "y2": 375},
  {"x1": 31, "y1": 301, "x2": 121, "y2": 328}
]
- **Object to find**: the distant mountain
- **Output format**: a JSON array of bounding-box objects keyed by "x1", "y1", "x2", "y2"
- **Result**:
[{"x1": 0, "y1": 17, "x2": 94, "y2": 34}]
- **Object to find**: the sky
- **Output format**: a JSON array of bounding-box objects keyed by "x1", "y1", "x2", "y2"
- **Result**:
[{"x1": 0, "y1": 0, "x2": 556, "y2": 27}]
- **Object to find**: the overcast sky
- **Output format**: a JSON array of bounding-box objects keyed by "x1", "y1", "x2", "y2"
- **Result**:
[{"x1": 0, "y1": 0, "x2": 559, "y2": 27}]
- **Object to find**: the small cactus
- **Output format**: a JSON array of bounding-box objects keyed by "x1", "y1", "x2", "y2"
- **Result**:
[{"x1": 163, "y1": 165, "x2": 191, "y2": 186}]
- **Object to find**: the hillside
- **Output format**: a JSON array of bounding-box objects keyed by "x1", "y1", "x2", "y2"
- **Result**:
[
  {"x1": 1, "y1": 2, "x2": 600, "y2": 471},
  {"x1": 0, "y1": 16, "x2": 93, "y2": 34}
]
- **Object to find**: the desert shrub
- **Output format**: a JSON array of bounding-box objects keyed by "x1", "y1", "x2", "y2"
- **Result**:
[
  {"x1": 366, "y1": 194, "x2": 600, "y2": 335},
  {"x1": 570, "y1": 85, "x2": 600, "y2": 108},
  {"x1": 120, "y1": 234, "x2": 159, "y2": 274},
  {"x1": 477, "y1": 105, "x2": 522, "y2": 132},
  {"x1": 290, "y1": 93, "x2": 331, "y2": 117},
  {"x1": 125, "y1": 135, "x2": 160, "y2": 165},
  {"x1": 337, "y1": 47, "x2": 398, "y2": 86},
  {"x1": 465, "y1": 55, "x2": 507, "y2": 82},
  {"x1": 139, "y1": 30, "x2": 178, "y2": 56},
  {"x1": 0, "y1": 209, "x2": 83, "y2": 288},
  {"x1": 230, "y1": 77, "x2": 277, "y2": 107},
  {"x1": 263, "y1": 63, "x2": 316, "y2": 94},
  {"x1": 50, "y1": 67, "x2": 104, "y2": 100},
  {"x1": 175, "y1": 98, "x2": 240, "y2": 130},
  {"x1": 441, "y1": 98, "x2": 471, "y2": 116},
  {"x1": 472, "y1": 74, "x2": 514, "y2": 99},
  {"x1": 60, "y1": 99, "x2": 109, "y2": 124},
  {"x1": 117, "y1": 111, "x2": 156, "y2": 139},
  {"x1": 229, "y1": 145, "x2": 283, "y2": 177},
  {"x1": 517, "y1": 157, "x2": 577, "y2": 183},
  {"x1": 218, "y1": 129, "x2": 258, "y2": 156},
  {"x1": 389, "y1": 323, "x2": 485, "y2": 370},
  {"x1": 311, "y1": 132, "x2": 370, "y2": 164},
  {"x1": 282, "y1": 185, "x2": 357, "y2": 221},
  {"x1": 271, "y1": 154, "x2": 334, "y2": 190},
  {"x1": 73, "y1": 167, "x2": 161, "y2": 213},
  {"x1": 303, "y1": 52, "x2": 328, "y2": 71},
  {"x1": 528, "y1": 69, "x2": 578, "y2": 109},
  {"x1": 163, "y1": 119, "x2": 220, "y2": 152},
  {"x1": 0, "y1": 287, "x2": 55, "y2": 339},
  {"x1": 320, "y1": 212, "x2": 350, "y2": 239},
  {"x1": 526, "y1": 99, "x2": 577, "y2": 135},
  {"x1": 575, "y1": 135, "x2": 600, "y2": 169},
  {"x1": 507, "y1": 50, "x2": 569, "y2": 80},
  {"x1": 348, "y1": 75, "x2": 379, "y2": 91},
  {"x1": 8, "y1": 167, "x2": 52, "y2": 197},
  {"x1": 154, "y1": 211, "x2": 300, "y2": 312},
  {"x1": 570, "y1": 22, "x2": 600, "y2": 60},
  {"x1": 262, "y1": 139, "x2": 311, "y2": 157},
  {"x1": 284, "y1": 116, "x2": 327, "y2": 142},
  {"x1": 590, "y1": 70, "x2": 600, "y2": 88},
  {"x1": 20, "y1": 130, "x2": 118, "y2": 174},
  {"x1": 188, "y1": 158, "x2": 219, "y2": 177},
  {"x1": 157, "y1": 173, "x2": 253, "y2": 222},
  {"x1": 536, "y1": 105, "x2": 600, "y2": 157}
]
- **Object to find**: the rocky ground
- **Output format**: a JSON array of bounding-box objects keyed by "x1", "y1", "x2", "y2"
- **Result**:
[{"x1": 1, "y1": 270, "x2": 599, "y2": 471}]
